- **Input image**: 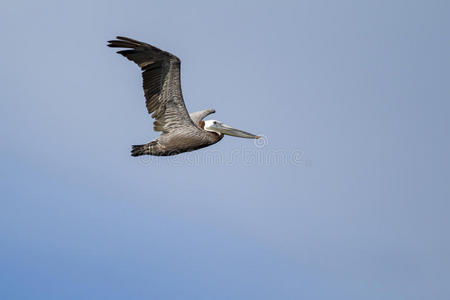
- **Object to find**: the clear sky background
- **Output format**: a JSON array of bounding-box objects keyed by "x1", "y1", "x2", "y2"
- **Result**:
[{"x1": 1, "y1": 0, "x2": 449, "y2": 299}]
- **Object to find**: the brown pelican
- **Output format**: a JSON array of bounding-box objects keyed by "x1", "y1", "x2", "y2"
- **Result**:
[{"x1": 108, "y1": 36, "x2": 260, "y2": 156}]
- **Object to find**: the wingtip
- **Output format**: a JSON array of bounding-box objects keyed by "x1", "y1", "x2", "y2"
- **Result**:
[{"x1": 107, "y1": 38, "x2": 122, "y2": 47}]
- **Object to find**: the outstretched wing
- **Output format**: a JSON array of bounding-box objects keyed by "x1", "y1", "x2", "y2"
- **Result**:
[
  {"x1": 189, "y1": 109, "x2": 215, "y2": 125},
  {"x1": 108, "y1": 36, "x2": 197, "y2": 133}
]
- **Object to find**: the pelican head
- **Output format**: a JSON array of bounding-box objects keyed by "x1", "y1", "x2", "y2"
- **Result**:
[{"x1": 203, "y1": 120, "x2": 260, "y2": 139}]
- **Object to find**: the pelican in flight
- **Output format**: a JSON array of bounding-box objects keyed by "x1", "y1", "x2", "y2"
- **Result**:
[{"x1": 108, "y1": 36, "x2": 261, "y2": 156}]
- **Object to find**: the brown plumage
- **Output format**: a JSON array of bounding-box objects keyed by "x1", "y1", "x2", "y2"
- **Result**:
[{"x1": 108, "y1": 36, "x2": 260, "y2": 156}]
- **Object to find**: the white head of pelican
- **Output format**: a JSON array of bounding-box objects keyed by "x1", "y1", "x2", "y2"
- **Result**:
[{"x1": 203, "y1": 120, "x2": 261, "y2": 139}]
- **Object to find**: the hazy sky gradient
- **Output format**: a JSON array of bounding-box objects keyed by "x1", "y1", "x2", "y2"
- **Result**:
[{"x1": 1, "y1": 0, "x2": 449, "y2": 299}]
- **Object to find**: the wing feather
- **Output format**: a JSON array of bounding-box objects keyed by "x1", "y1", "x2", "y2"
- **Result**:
[
  {"x1": 108, "y1": 36, "x2": 197, "y2": 133},
  {"x1": 189, "y1": 109, "x2": 216, "y2": 125}
]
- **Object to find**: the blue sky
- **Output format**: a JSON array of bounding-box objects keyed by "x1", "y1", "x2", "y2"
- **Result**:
[{"x1": 1, "y1": 0, "x2": 449, "y2": 299}]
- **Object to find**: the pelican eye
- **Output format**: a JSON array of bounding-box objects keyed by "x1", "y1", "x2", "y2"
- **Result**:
[{"x1": 213, "y1": 121, "x2": 217, "y2": 125}]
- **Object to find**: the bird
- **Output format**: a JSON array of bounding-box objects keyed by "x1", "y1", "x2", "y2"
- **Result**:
[{"x1": 107, "y1": 36, "x2": 261, "y2": 156}]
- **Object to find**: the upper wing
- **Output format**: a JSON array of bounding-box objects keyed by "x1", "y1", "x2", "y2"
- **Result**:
[
  {"x1": 108, "y1": 36, "x2": 197, "y2": 133},
  {"x1": 189, "y1": 109, "x2": 215, "y2": 125}
]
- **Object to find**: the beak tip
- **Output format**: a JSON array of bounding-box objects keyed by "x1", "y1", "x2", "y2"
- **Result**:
[{"x1": 256, "y1": 136, "x2": 261, "y2": 139}]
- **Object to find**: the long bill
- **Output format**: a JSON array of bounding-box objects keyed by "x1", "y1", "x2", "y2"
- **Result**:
[{"x1": 214, "y1": 123, "x2": 261, "y2": 139}]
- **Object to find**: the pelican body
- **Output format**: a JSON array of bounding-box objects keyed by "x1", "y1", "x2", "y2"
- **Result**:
[{"x1": 108, "y1": 36, "x2": 260, "y2": 156}]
